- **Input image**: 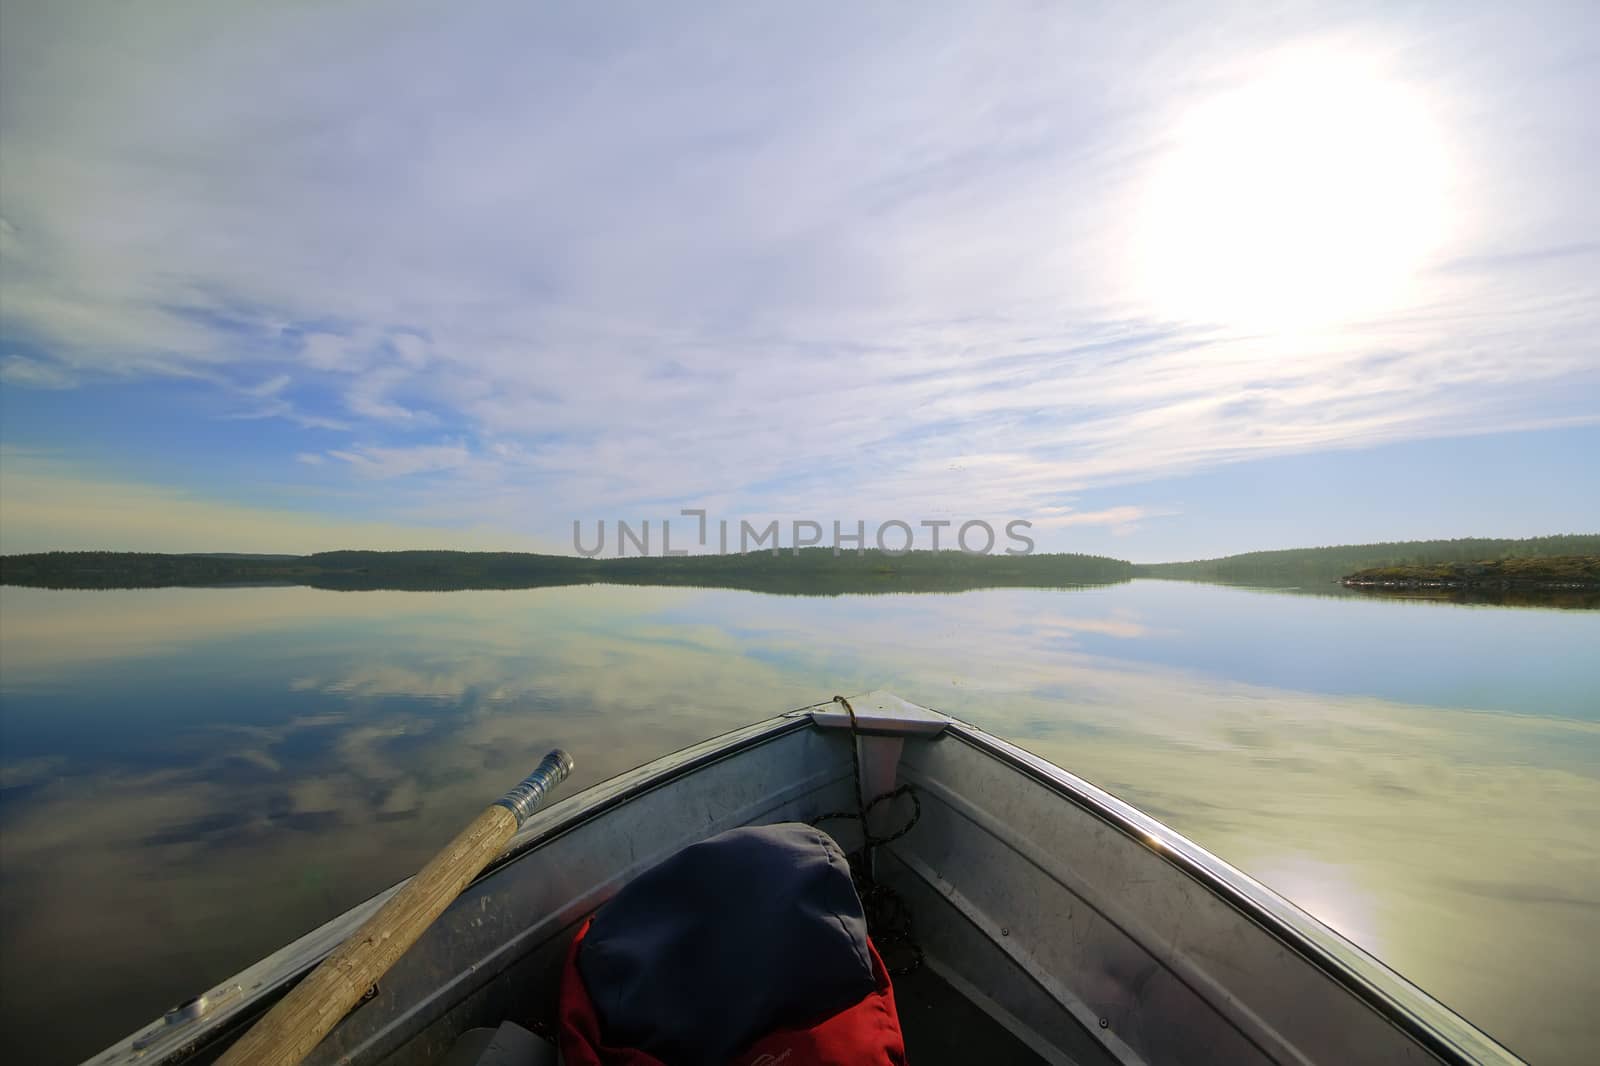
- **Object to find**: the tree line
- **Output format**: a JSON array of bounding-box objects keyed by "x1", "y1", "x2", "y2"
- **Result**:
[
  {"x1": 1133, "y1": 534, "x2": 1600, "y2": 585},
  {"x1": 0, "y1": 548, "x2": 1135, "y2": 596}
]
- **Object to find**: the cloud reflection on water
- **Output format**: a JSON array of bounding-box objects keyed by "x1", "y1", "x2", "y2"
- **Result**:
[{"x1": 0, "y1": 583, "x2": 1596, "y2": 1064}]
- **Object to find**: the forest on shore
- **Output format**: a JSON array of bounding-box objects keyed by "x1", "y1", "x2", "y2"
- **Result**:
[
  {"x1": 0, "y1": 547, "x2": 1134, "y2": 595},
  {"x1": 1132, "y1": 535, "x2": 1600, "y2": 585},
  {"x1": 3, "y1": 534, "x2": 1596, "y2": 601}
]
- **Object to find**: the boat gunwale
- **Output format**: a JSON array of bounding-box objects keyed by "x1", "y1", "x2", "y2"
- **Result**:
[{"x1": 941, "y1": 720, "x2": 1522, "y2": 1066}]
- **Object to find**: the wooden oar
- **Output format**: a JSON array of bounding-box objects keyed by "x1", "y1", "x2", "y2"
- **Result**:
[{"x1": 217, "y1": 749, "x2": 575, "y2": 1066}]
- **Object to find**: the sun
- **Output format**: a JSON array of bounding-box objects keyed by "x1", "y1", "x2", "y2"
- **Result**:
[{"x1": 1136, "y1": 49, "x2": 1451, "y2": 333}]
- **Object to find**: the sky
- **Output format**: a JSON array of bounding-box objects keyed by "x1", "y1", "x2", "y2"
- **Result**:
[{"x1": 0, "y1": 0, "x2": 1596, "y2": 562}]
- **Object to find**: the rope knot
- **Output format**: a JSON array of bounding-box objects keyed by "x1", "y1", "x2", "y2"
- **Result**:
[{"x1": 812, "y1": 695, "x2": 923, "y2": 975}]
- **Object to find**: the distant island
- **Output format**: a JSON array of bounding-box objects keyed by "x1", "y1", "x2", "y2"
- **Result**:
[
  {"x1": 3, "y1": 535, "x2": 1596, "y2": 604},
  {"x1": 1342, "y1": 556, "x2": 1600, "y2": 608},
  {"x1": 1345, "y1": 555, "x2": 1600, "y2": 588},
  {"x1": 0, "y1": 547, "x2": 1133, "y2": 597}
]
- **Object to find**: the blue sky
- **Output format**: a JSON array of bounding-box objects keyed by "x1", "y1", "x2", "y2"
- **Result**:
[{"x1": 1, "y1": 1, "x2": 1596, "y2": 560}]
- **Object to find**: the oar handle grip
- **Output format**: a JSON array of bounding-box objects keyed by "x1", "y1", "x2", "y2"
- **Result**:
[
  {"x1": 216, "y1": 750, "x2": 574, "y2": 1066},
  {"x1": 495, "y1": 748, "x2": 576, "y2": 825}
]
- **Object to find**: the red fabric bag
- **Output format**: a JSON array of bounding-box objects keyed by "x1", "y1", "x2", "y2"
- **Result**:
[{"x1": 559, "y1": 917, "x2": 907, "y2": 1066}]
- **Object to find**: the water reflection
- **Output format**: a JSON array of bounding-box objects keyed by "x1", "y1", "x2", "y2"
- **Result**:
[{"x1": 1, "y1": 582, "x2": 1596, "y2": 1064}]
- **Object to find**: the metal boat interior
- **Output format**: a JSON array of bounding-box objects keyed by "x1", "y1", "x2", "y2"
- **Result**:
[{"x1": 90, "y1": 692, "x2": 1521, "y2": 1065}]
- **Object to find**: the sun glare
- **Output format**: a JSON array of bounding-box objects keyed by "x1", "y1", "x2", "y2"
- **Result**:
[
  {"x1": 1138, "y1": 50, "x2": 1451, "y2": 332},
  {"x1": 1253, "y1": 856, "x2": 1385, "y2": 952}
]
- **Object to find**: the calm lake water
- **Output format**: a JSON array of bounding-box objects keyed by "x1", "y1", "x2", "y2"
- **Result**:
[{"x1": 1, "y1": 580, "x2": 1596, "y2": 1064}]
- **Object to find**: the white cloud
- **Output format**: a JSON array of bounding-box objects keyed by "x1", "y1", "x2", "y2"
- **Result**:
[
  {"x1": 242, "y1": 374, "x2": 291, "y2": 398},
  {"x1": 0, "y1": 354, "x2": 77, "y2": 389},
  {"x1": 219, "y1": 398, "x2": 350, "y2": 431},
  {"x1": 325, "y1": 442, "x2": 471, "y2": 479},
  {"x1": 300, "y1": 332, "x2": 370, "y2": 372},
  {"x1": 342, "y1": 366, "x2": 429, "y2": 424},
  {"x1": 0, "y1": 2, "x2": 1595, "y2": 538},
  {"x1": 1033, "y1": 506, "x2": 1175, "y2": 535},
  {"x1": 391, "y1": 333, "x2": 429, "y2": 367}
]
